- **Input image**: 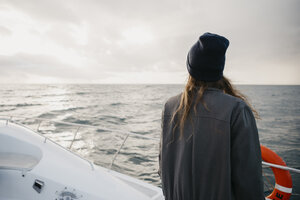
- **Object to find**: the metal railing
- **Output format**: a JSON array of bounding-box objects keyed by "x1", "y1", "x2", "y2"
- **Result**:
[
  {"x1": 262, "y1": 161, "x2": 300, "y2": 173},
  {"x1": 1, "y1": 115, "x2": 299, "y2": 174},
  {"x1": 1, "y1": 116, "x2": 97, "y2": 170},
  {"x1": 0, "y1": 115, "x2": 159, "y2": 171}
]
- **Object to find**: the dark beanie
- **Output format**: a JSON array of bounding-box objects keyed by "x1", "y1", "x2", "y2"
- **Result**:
[{"x1": 186, "y1": 32, "x2": 229, "y2": 82}]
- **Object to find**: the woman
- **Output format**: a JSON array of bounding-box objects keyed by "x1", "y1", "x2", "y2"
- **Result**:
[{"x1": 159, "y1": 33, "x2": 264, "y2": 200}]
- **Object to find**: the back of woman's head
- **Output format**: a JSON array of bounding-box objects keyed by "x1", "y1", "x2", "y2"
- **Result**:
[{"x1": 171, "y1": 33, "x2": 259, "y2": 137}]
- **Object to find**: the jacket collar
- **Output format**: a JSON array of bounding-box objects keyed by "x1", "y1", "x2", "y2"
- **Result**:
[
  {"x1": 205, "y1": 87, "x2": 223, "y2": 92},
  {"x1": 194, "y1": 87, "x2": 223, "y2": 92}
]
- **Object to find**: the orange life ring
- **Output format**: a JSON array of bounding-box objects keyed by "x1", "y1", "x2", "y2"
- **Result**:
[{"x1": 261, "y1": 145, "x2": 293, "y2": 200}]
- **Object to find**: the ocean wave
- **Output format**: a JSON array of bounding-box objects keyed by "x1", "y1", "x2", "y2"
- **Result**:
[
  {"x1": 38, "y1": 113, "x2": 58, "y2": 118},
  {"x1": 110, "y1": 102, "x2": 124, "y2": 106},
  {"x1": 98, "y1": 115, "x2": 127, "y2": 124},
  {"x1": 75, "y1": 92, "x2": 90, "y2": 95},
  {"x1": 0, "y1": 108, "x2": 16, "y2": 112},
  {"x1": 128, "y1": 156, "x2": 151, "y2": 165},
  {"x1": 0, "y1": 103, "x2": 42, "y2": 107},
  {"x1": 64, "y1": 116, "x2": 92, "y2": 125}
]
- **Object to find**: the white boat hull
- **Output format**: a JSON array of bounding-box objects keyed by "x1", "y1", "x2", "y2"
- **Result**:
[{"x1": 0, "y1": 120, "x2": 164, "y2": 200}]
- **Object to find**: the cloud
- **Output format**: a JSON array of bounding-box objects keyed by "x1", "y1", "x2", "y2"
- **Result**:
[
  {"x1": 0, "y1": 53, "x2": 81, "y2": 77},
  {"x1": 0, "y1": 0, "x2": 299, "y2": 84},
  {"x1": 0, "y1": 26, "x2": 12, "y2": 36},
  {"x1": 3, "y1": 0, "x2": 80, "y2": 24}
]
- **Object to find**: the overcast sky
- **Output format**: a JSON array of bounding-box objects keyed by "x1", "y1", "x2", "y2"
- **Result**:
[{"x1": 0, "y1": 0, "x2": 299, "y2": 84}]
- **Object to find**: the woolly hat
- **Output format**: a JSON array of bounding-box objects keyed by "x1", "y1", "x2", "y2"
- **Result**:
[{"x1": 186, "y1": 32, "x2": 229, "y2": 82}]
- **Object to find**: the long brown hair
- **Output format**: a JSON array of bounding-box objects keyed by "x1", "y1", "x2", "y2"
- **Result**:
[{"x1": 171, "y1": 75, "x2": 259, "y2": 138}]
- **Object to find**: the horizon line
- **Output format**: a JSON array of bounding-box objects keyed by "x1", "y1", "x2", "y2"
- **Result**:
[{"x1": 0, "y1": 83, "x2": 299, "y2": 86}]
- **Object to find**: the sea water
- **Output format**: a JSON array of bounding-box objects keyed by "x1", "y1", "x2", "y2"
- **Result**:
[{"x1": 0, "y1": 84, "x2": 299, "y2": 198}]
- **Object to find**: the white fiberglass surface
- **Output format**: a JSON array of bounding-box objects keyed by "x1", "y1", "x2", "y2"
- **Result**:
[{"x1": 0, "y1": 130, "x2": 42, "y2": 170}]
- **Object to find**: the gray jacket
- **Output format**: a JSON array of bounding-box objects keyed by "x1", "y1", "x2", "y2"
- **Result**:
[{"x1": 159, "y1": 88, "x2": 264, "y2": 200}]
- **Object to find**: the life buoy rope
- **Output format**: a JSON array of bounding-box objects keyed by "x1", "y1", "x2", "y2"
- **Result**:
[{"x1": 261, "y1": 145, "x2": 293, "y2": 200}]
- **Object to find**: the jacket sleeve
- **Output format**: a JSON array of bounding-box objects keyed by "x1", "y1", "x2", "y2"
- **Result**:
[{"x1": 230, "y1": 103, "x2": 264, "y2": 200}]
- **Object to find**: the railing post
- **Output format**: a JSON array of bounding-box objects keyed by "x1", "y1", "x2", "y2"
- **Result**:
[
  {"x1": 88, "y1": 160, "x2": 95, "y2": 171},
  {"x1": 109, "y1": 133, "x2": 130, "y2": 170},
  {"x1": 69, "y1": 126, "x2": 81, "y2": 149},
  {"x1": 6, "y1": 116, "x2": 12, "y2": 125},
  {"x1": 36, "y1": 120, "x2": 42, "y2": 132}
]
